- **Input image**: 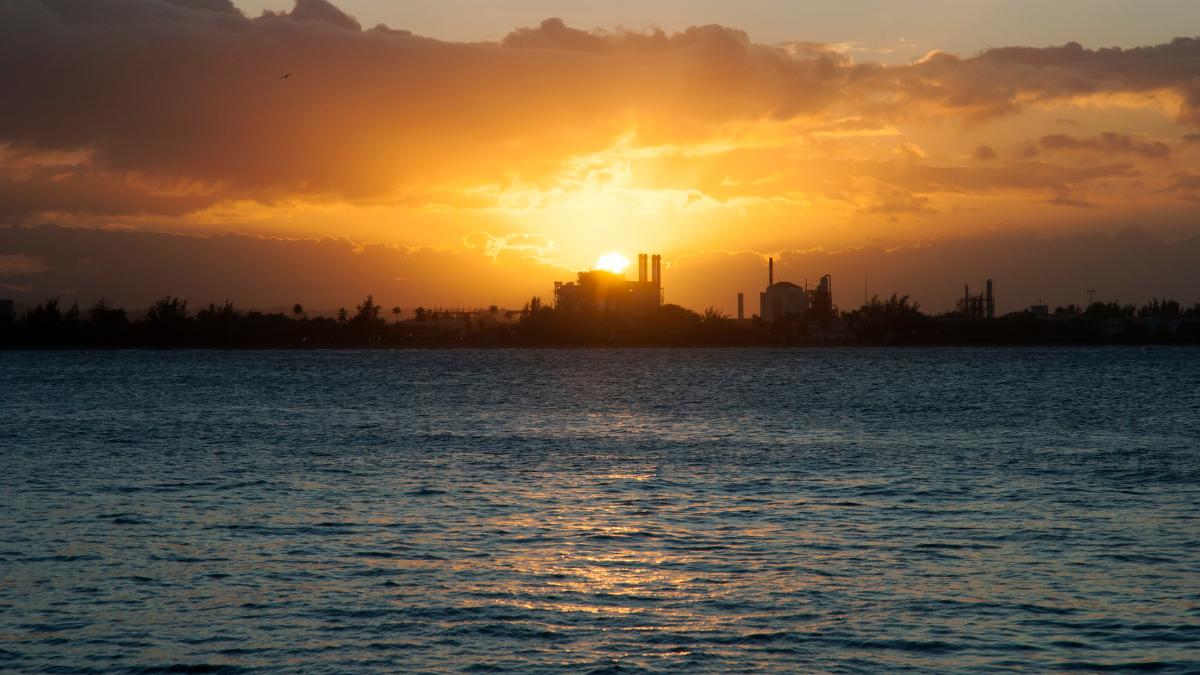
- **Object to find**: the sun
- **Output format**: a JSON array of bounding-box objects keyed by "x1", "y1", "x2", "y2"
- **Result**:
[{"x1": 594, "y1": 252, "x2": 630, "y2": 275}]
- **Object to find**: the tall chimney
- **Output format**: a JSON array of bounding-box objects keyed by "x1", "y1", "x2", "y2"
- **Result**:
[
  {"x1": 638, "y1": 253, "x2": 647, "y2": 283},
  {"x1": 651, "y1": 254, "x2": 661, "y2": 289},
  {"x1": 737, "y1": 293, "x2": 745, "y2": 320},
  {"x1": 769, "y1": 257, "x2": 774, "y2": 286},
  {"x1": 986, "y1": 279, "x2": 994, "y2": 319}
]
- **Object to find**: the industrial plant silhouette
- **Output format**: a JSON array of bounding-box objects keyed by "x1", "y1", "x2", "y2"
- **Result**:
[{"x1": 2, "y1": 254, "x2": 1198, "y2": 347}]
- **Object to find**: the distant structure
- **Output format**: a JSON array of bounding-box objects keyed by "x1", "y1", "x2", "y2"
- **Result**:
[
  {"x1": 737, "y1": 293, "x2": 745, "y2": 320},
  {"x1": 554, "y1": 253, "x2": 662, "y2": 315},
  {"x1": 759, "y1": 258, "x2": 834, "y2": 322},
  {"x1": 956, "y1": 279, "x2": 995, "y2": 319},
  {"x1": 808, "y1": 275, "x2": 833, "y2": 317},
  {"x1": 0, "y1": 299, "x2": 12, "y2": 324}
]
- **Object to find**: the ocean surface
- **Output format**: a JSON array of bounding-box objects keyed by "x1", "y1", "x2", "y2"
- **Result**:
[{"x1": 1, "y1": 348, "x2": 1198, "y2": 673}]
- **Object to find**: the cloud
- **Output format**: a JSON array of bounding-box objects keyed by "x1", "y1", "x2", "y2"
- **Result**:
[
  {"x1": 863, "y1": 186, "x2": 934, "y2": 216},
  {"x1": 270, "y1": 0, "x2": 360, "y2": 31},
  {"x1": 1046, "y1": 194, "x2": 1095, "y2": 209},
  {"x1": 0, "y1": 252, "x2": 45, "y2": 277},
  {"x1": 0, "y1": 0, "x2": 861, "y2": 221},
  {"x1": 973, "y1": 145, "x2": 998, "y2": 162},
  {"x1": 1039, "y1": 132, "x2": 1171, "y2": 159},
  {"x1": 893, "y1": 39, "x2": 1200, "y2": 125},
  {"x1": 0, "y1": 0, "x2": 1197, "y2": 235},
  {"x1": 1167, "y1": 172, "x2": 1200, "y2": 201},
  {"x1": 501, "y1": 17, "x2": 617, "y2": 53},
  {"x1": 462, "y1": 230, "x2": 557, "y2": 261},
  {"x1": 863, "y1": 159, "x2": 1138, "y2": 200}
]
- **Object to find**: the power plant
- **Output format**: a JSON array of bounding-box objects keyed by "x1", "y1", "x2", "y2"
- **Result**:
[
  {"x1": 758, "y1": 257, "x2": 834, "y2": 321},
  {"x1": 553, "y1": 253, "x2": 663, "y2": 315},
  {"x1": 956, "y1": 279, "x2": 995, "y2": 319}
]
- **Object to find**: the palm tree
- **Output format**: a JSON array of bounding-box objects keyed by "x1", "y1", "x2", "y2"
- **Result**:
[
  {"x1": 292, "y1": 303, "x2": 305, "y2": 320},
  {"x1": 391, "y1": 306, "x2": 402, "y2": 324}
]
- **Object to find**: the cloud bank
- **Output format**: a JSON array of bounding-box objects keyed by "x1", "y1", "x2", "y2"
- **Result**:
[{"x1": 0, "y1": 0, "x2": 1198, "y2": 220}]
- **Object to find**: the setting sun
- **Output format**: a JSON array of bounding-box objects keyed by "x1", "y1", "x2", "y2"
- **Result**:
[{"x1": 594, "y1": 252, "x2": 631, "y2": 275}]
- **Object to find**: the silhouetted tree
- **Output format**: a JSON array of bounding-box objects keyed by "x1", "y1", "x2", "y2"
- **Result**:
[
  {"x1": 1138, "y1": 298, "x2": 1181, "y2": 319},
  {"x1": 26, "y1": 298, "x2": 62, "y2": 341},
  {"x1": 1085, "y1": 301, "x2": 1124, "y2": 320},
  {"x1": 143, "y1": 296, "x2": 189, "y2": 344},
  {"x1": 391, "y1": 306, "x2": 401, "y2": 324},
  {"x1": 195, "y1": 301, "x2": 241, "y2": 344},
  {"x1": 64, "y1": 302, "x2": 81, "y2": 327},
  {"x1": 292, "y1": 303, "x2": 305, "y2": 320},
  {"x1": 845, "y1": 294, "x2": 926, "y2": 341},
  {"x1": 336, "y1": 307, "x2": 349, "y2": 325},
  {"x1": 353, "y1": 295, "x2": 381, "y2": 322},
  {"x1": 88, "y1": 299, "x2": 129, "y2": 344}
]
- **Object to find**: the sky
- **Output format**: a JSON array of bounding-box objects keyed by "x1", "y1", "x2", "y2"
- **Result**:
[{"x1": 1, "y1": 0, "x2": 1199, "y2": 313}]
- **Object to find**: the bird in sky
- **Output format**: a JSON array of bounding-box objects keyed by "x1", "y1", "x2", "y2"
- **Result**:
[{"x1": 280, "y1": 72, "x2": 291, "y2": 79}]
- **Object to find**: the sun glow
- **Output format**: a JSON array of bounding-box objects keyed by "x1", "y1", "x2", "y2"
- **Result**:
[{"x1": 594, "y1": 252, "x2": 631, "y2": 275}]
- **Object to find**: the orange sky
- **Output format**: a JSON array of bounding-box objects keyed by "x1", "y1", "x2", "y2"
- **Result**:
[{"x1": 1, "y1": 0, "x2": 1199, "y2": 312}]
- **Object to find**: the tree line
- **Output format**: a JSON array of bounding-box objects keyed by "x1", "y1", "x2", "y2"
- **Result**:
[{"x1": 2, "y1": 293, "x2": 1199, "y2": 347}]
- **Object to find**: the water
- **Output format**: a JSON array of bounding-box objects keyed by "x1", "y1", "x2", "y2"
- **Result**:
[{"x1": 1, "y1": 348, "x2": 1198, "y2": 673}]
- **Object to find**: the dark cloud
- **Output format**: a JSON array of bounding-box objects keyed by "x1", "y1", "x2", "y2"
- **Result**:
[
  {"x1": 973, "y1": 145, "x2": 998, "y2": 161},
  {"x1": 865, "y1": 160, "x2": 1137, "y2": 200},
  {"x1": 1046, "y1": 194, "x2": 1095, "y2": 209},
  {"x1": 264, "y1": 0, "x2": 360, "y2": 31},
  {"x1": 162, "y1": 0, "x2": 239, "y2": 13},
  {"x1": 501, "y1": 18, "x2": 617, "y2": 53},
  {"x1": 894, "y1": 39, "x2": 1200, "y2": 125},
  {"x1": 1039, "y1": 132, "x2": 1171, "y2": 159},
  {"x1": 1168, "y1": 172, "x2": 1200, "y2": 201}
]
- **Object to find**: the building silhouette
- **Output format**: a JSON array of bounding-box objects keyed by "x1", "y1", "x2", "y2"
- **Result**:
[
  {"x1": 0, "y1": 299, "x2": 12, "y2": 325},
  {"x1": 553, "y1": 253, "x2": 663, "y2": 315},
  {"x1": 759, "y1": 258, "x2": 834, "y2": 322},
  {"x1": 956, "y1": 279, "x2": 995, "y2": 319}
]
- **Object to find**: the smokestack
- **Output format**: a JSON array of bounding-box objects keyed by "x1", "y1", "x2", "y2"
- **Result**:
[
  {"x1": 651, "y1": 254, "x2": 661, "y2": 289},
  {"x1": 737, "y1": 293, "x2": 744, "y2": 320},
  {"x1": 638, "y1": 253, "x2": 647, "y2": 283},
  {"x1": 769, "y1": 257, "x2": 774, "y2": 286},
  {"x1": 986, "y1": 279, "x2": 994, "y2": 319}
]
